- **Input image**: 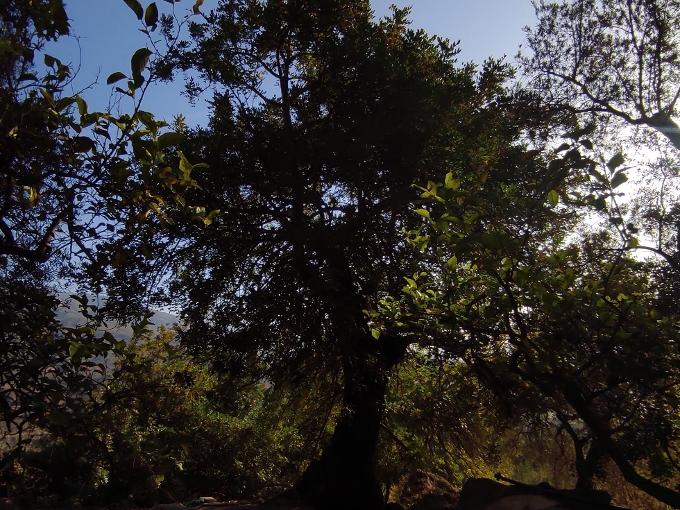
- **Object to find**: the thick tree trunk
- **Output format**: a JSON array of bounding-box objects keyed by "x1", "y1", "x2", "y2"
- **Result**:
[
  {"x1": 295, "y1": 245, "x2": 404, "y2": 510},
  {"x1": 297, "y1": 346, "x2": 390, "y2": 510}
]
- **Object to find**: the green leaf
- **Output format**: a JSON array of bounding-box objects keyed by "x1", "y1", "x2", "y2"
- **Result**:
[
  {"x1": 43, "y1": 54, "x2": 59, "y2": 68},
  {"x1": 547, "y1": 189, "x2": 559, "y2": 207},
  {"x1": 54, "y1": 96, "x2": 75, "y2": 112},
  {"x1": 131, "y1": 47, "x2": 152, "y2": 82},
  {"x1": 158, "y1": 131, "x2": 183, "y2": 148},
  {"x1": 145, "y1": 2, "x2": 159, "y2": 27},
  {"x1": 610, "y1": 171, "x2": 628, "y2": 189},
  {"x1": 123, "y1": 0, "x2": 144, "y2": 19},
  {"x1": 136, "y1": 110, "x2": 156, "y2": 128},
  {"x1": 607, "y1": 153, "x2": 625, "y2": 171},
  {"x1": 72, "y1": 136, "x2": 95, "y2": 153},
  {"x1": 202, "y1": 209, "x2": 220, "y2": 226},
  {"x1": 446, "y1": 255, "x2": 457, "y2": 269},
  {"x1": 106, "y1": 71, "x2": 127, "y2": 85},
  {"x1": 178, "y1": 151, "x2": 193, "y2": 183},
  {"x1": 444, "y1": 171, "x2": 461, "y2": 190},
  {"x1": 513, "y1": 268, "x2": 528, "y2": 285},
  {"x1": 414, "y1": 208, "x2": 430, "y2": 219},
  {"x1": 68, "y1": 341, "x2": 87, "y2": 360},
  {"x1": 40, "y1": 88, "x2": 54, "y2": 105},
  {"x1": 370, "y1": 328, "x2": 381, "y2": 340},
  {"x1": 76, "y1": 95, "x2": 87, "y2": 116},
  {"x1": 26, "y1": 186, "x2": 39, "y2": 206},
  {"x1": 587, "y1": 166, "x2": 607, "y2": 183}
]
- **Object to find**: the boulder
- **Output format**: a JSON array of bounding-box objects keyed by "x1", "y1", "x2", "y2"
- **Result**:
[
  {"x1": 151, "y1": 504, "x2": 188, "y2": 510},
  {"x1": 456, "y1": 477, "x2": 626, "y2": 510}
]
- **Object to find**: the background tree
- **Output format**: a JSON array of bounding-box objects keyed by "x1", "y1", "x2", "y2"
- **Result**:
[
  {"x1": 380, "y1": 135, "x2": 680, "y2": 507},
  {"x1": 522, "y1": 0, "x2": 680, "y2": 150},
  {"x1": 522, "y1": 0, "x2": 680, "y2": 318},
  {"x1": 0, "y1": 0, "x2": 206, "y2": 493}
]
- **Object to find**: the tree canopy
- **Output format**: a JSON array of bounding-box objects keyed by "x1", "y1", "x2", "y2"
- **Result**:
[{"x1": 1, "y1": 1, "x2": 679, "y2": 509}]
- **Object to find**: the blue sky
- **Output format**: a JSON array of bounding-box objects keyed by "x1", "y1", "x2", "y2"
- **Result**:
[{"x1": 54, "y1": 0, "x2": 535, "y2": 126}]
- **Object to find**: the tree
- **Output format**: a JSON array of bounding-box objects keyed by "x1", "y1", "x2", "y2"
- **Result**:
[
  {"x1": 381, "y1": 135, "x2": 680, "y2": 507},
  {"x1": 0, "y1": 0, "x2": 205, "y2": 484},
  {"x1": 0, "y1": 0, "x2": 202, "y2": 281},
  {"x1": 522, "y1": 0, "x2": 680, "y2": 150},
  {"x1": 127, "y1": 2, "x2": 547, "y2": 508}
]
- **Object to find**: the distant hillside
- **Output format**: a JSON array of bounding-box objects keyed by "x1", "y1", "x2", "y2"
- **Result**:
[{"x1": 56, "y1": 294, "x2": 178, "y2": 340}]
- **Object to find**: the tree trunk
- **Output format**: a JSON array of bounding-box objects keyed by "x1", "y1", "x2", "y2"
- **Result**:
[
  {"x1": 575, "y1": 442, "x2": 602, "y2": 492},
  {"x1": 296, "y1": 246, "x2": 404, "y2": 510},
  {"x1": 297, "y1": 345, "x2": 390, "y2": 510}
]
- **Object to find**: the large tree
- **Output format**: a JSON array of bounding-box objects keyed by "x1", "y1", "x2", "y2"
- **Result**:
[{"x1": 123, "y1": 1, "x2": 569, "y2": 507}]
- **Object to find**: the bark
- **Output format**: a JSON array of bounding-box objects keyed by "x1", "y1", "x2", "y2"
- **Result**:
[
  {"x1": 296, "y1": 246, "x2": 405, "y2": 510},
  {"x1": 575, "y1": 443, "x2": 602, "y2": 492},
  {"x1": 297, "y1": 346, "x2": 391, "y2": 510}
]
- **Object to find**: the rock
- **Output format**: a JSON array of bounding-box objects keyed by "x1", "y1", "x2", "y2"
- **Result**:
[
  {"x1": 456, "y1": 477, "x2": 624, "y2": 510},
  {"x1": 151, "y1": 504, "x2": 188, "y2": 510}
]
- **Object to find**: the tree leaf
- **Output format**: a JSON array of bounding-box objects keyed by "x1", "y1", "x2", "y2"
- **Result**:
[
  {"x1": 44, "y1": 54, "x2": 59, "y2": 68},
  {"x1": 106, "y1": 71, "x2": 127, "y2": 85},
  {"x1": 158, "y1": 131, "x2": 183, "y2": 148},
  {"x1": 72, "y1": 136, "x2": 95, "y2": 153},
  {"x1": 607, "y1": 153, "x2": 625, "y2": 171},
  {"x1": 131, "y1": 47, "x2": 152, "y2": 81},
  {"x1": 123, "y1": 0, "x2": 144, "y2": 19},
  {"x1": 145, "y1": 2, "x2": 159, "y2": 27},
  {"x1": 414, "y1": 208, "x2": 430, "y2": 219},
  {"x1": 444, "y1": 171, "x2": 461, "y2": 190},
  {"x1": 610, "y1": 171, "x2": 628, "y2": 189},
  {"x1": 76, "y1": 95, "x2": 87, "y2": 116},
  {"x1": 547, "y1": 189, "x2": 559, "y2": 207}
]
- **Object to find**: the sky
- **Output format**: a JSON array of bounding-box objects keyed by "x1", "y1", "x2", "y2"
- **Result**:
[{"x1": 53, "y1": 0, "x2": 536, "y2": 127}]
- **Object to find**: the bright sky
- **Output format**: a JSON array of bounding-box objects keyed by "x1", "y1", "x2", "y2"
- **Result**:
[{"x1": 54, "y1": 0, "x2": 535, "y2": 126}]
